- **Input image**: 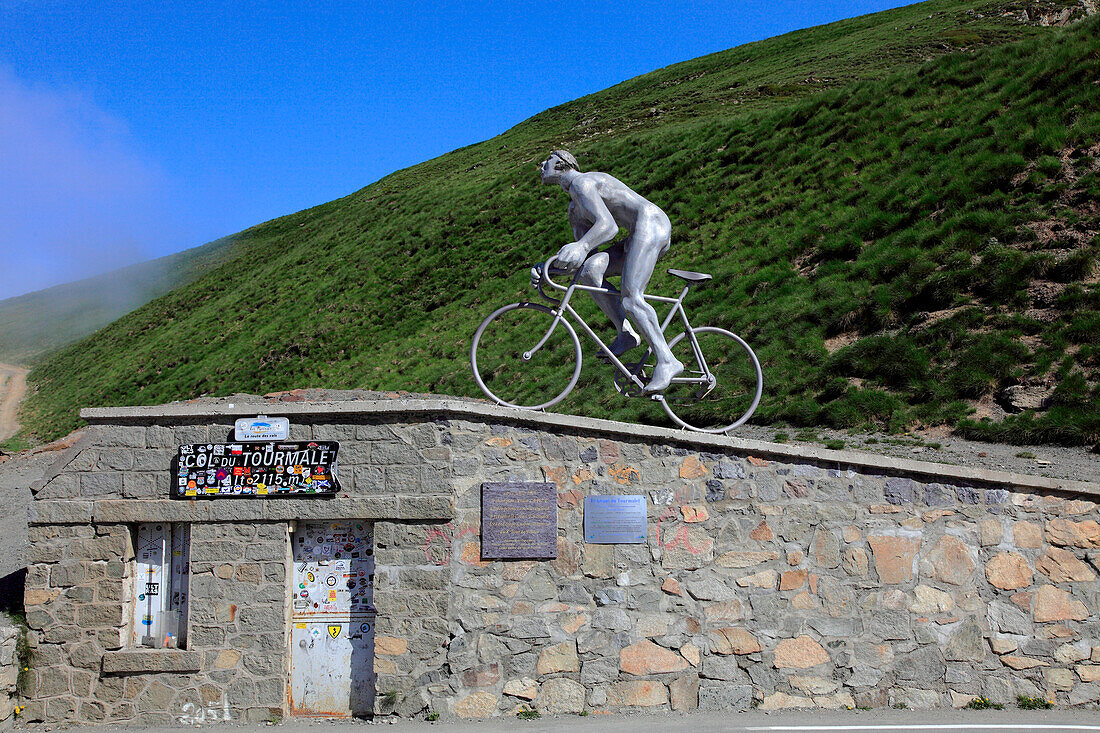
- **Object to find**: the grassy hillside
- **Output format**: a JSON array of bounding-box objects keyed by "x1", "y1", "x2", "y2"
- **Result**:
[
  {"x1": 0, "y1": 236, "x2": 241, "y2": 366},
  {"x1": 13, "y1": 0, "x2": 1100, "y2": 448}
]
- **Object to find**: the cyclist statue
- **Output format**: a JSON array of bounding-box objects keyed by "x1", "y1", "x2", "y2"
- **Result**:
[{"x1": 532, "y1": 150, "x2": 683, "y2": 393}]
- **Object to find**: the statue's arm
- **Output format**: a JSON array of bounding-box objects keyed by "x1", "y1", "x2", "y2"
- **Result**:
[
  {"x1": 567, "y1": 201, "x2": 589, "y2": 241},
  {"x1": 569, "y1": 180, "x2": 617, "y2": 252}
]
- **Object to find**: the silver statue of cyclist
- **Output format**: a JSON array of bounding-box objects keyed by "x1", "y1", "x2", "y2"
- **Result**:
[{"x1": 532, "y1": 150, "x2": 683, "y2": 393}]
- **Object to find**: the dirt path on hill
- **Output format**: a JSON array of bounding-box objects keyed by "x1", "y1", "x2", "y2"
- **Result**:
[{"x1": 0, "y1": 362, "x2": 28, "y2": 442}]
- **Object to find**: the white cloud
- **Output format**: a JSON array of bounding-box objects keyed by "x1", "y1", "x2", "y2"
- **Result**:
[{"x1": 0, "y1": 65, "x2": 176, "y2": 299}]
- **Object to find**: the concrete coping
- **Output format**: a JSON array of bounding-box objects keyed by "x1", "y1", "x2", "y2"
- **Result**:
[
  {"x1": 81, "y1": 397, "x2": 1100, "y2": 498},
  {"x1": 101, "y1": 649, "x2": 202, "y2": 675},
  {"x1": 29, "y1": 496, "x2": 454, "y2": 526}
]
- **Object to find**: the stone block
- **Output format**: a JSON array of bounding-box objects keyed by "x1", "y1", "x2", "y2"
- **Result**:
[
  {"x1": 121, "y1": 473, "x2": 158, "y2": 499},
  {"x1": 669, "y1": 673, "x2": 699, "y2": 711},
  {"x1": 35, "y1": 473, "x2": 79, "y2": 500},
  {"x1": 910, "y1": 585, "x2": 954, "y2": 613},
  {"x1": 93, "y1": 448, "x2": 134, "y2": 471},
  {"x1": 537, "y1": 677, "x2": 586, "y2": 713},
  {"x1": 811, "y1": 529, "x2": 841, "y2": 568},
  {"x1": 868, "y1": 610, "x2": 910, "y2": 641},
  {"x1": 985, "y1": 552, "x2": 1033, "y2": 590},
  {"x1": 536, "y1": 641, "x2": 578, "y2": 674},
  {"x1": 606, "y1": 680, "x2": 668, "y2": 708},
  {"x1": 1046, "y1": 519, "x2": 1100, "y2": 549},
  {"x1": 80, "y1": 472, "x2": 123, "y2": 496},
  {"x1": 1036, "y1": 547, "x2": 1096, "y2": 583},
  {"x1": 399, "y1": 496, "x2": 454, "y2": 520},
  {"x1": 988, "y1": 601, "x2": 1031, "y2": 635},
  {"x1": 101, "y1": 650, "x2": 203, "y2": 674},
  {"x1": 49, "y1": 562, "x2": 83, "y2": 588},
  {"x1": 686, "y1": 577, "x2": 736, "y2": 601},
  {"x1": 29, "y1": 500, "x2": 93, "y2": 525},
  {"x1": 867, "y1": 535, "x2": 920, "y2": 584},
  {"x1": 698, "y1": 681, "x2": 752, "y2": 711},
  {"x1": 943, "y1": 617, "x2": 986, "y2": 662},
  {"x1": 1034, "y1": 584, "x2": 1089, "y2": 622},
  {"x1": 372, "y1": 441, "x2": 419, "y2": 465},
  {"x1": 893, "y1": 687, "x2": 943, "y2": 709},
  {"x1": 94, "y1": 425, "x2": 146, "y2": 448},
  {"x1": 29, "y1": 667, "x2": 69, "y2": 697},
  {"x1": 774, "y1": 636, "x2": 829, "y2": 669},
  {"x1": 923, "y1": 535, "x2": 975, "y2": 586},
  {"x1": 709, "y1": 627, "x2": 762, "y2": 655},
  {"x1": 896, "y1": 646, "x2": 946, "y2": 684},
  {"x1": 884, "y1": 478, "x2": 916, "y2": 504},
  {"x1": 502, "y1": 677, "x2": 538, "y2": 700},
  {"x1": 621, "y1": 639, "x2": 689, "y2": 675},
  {"x1": 701, "y1": 655, "x2": 746, "y2": 681},
  {"x1": 1069, "y1": 683, "x2": 1100, "y2": 705}
]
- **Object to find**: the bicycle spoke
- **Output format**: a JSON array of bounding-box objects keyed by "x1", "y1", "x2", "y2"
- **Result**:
[
  {"x1": 660, "y1": 327, "x2": 762, "y2": 432},
  {"x1": 471, "y1": 303, "x2": 582, "y2": 410}
]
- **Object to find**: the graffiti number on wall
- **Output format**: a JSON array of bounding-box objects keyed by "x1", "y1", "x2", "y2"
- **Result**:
[{"x1": 179, "y1": 694, "x2": 231, "y2": 725}]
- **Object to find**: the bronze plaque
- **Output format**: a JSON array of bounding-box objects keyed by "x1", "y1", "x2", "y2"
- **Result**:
[{"x1": 481, "y1": 482, "x2": 558, "y2": 559}]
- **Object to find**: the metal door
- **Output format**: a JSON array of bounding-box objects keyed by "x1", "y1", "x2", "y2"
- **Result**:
[{"x1": 288, "y1": 521, "x2": 375, "y2": 717}]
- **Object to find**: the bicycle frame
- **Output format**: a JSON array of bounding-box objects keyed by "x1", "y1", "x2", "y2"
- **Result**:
[{"x1": 530, "y1": 259, "x2": 714, "y2": 395}]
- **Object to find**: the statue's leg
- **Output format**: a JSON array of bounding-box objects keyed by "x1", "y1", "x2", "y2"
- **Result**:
[
  {"x1": 619, "y1": 216, "x2": 682, "y2": 393},
  {"x1": 578, "y1": 246, "x2": 640, "y2": 355}
]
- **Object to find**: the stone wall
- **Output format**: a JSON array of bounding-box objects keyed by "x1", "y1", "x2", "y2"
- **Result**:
[
  {"x1": 22, "y1": 414, "x2": 454, "y2": 725},
  {"x1": 19, "y1": 398, "x2": 1100, "y2": 723},
  {"x1": 0, "y1": 616, "x2": 19, "y2": 729},
  {"x1": 392, "y1": 418, "x2": 1100, "y2": 717}
]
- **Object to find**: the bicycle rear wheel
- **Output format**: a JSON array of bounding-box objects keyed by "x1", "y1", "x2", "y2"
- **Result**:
[
  {"x1": 659, "y1": 326, "x2": 762, "y2": 433},
  {"x1": 470, "y1": 302, "x2": 582, "y2": 410}
]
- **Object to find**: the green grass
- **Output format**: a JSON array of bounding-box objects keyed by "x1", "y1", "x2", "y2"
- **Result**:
[
  {"x1": 1016, "y1": 694, "x2": 1054, "y2": 709},
  {"x1": 966, "y1": 696, "x2": 1004, "y2": 710},
  {"x1": 11, "y1": 1, "x2": 1100, "y2": 447}
]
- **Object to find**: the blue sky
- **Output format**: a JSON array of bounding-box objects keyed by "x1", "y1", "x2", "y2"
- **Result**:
[{"x1": 0, "y1": 0, "x2": 914, "y2": 300}]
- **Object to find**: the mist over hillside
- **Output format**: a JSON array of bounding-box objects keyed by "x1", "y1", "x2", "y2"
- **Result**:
[
  {"x1": 0, "y1": 236, "x2": 240, "y2": 366},
  {"x1": 8, "y1": 0, "x2": 1099, "y2": 449}
]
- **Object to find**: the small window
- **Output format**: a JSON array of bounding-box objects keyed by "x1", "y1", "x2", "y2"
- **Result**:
[{"x1": 130, "y1": 523, "x2": 190, "y2": 648}]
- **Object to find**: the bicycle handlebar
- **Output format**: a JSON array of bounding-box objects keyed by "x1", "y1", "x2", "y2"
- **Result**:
[{"x1": 537, "y1": 256, "x2": 572, "y2": 303}]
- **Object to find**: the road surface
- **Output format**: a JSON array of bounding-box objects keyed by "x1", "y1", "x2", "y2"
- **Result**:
[
  {"x1": 52, "y1": 708, "x2": 1100, "y2": 732},
  {"x1": 0, "y1": 361, "x2": 28, "y2": 443}
]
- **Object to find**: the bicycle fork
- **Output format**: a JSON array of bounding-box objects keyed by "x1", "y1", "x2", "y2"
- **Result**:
[{"x1": 521, "y1": 281, "x2": 579, "y2": 362}]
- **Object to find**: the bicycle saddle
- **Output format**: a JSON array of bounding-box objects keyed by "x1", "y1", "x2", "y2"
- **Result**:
[{"x1": 667, "y1": 268, "x2": 712, "y2": 283}]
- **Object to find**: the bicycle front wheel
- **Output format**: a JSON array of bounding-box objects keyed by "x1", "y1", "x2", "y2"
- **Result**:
[
  {"x1": 660, "y1": 327, "x2": 763, "y2": 433},
  {"x1": 470, "y1": 302, "x2": 582, "y2": 410}
]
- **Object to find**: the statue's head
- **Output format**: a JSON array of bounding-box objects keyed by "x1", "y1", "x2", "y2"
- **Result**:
[{"x1": 540, "y1": 150, "x2": 579, "y2": 184}]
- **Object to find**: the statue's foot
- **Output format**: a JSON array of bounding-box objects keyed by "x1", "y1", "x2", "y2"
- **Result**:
[
  {"x1": 644, "y1": 359, "x2": 685, "y2": 393},
  {"x1": 609, "y1": 330, "x2": 642, "y2": 356}
]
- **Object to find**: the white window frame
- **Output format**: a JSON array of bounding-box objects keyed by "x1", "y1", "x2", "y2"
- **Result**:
[{"x1": 130, "y1": 522, "x2": 190, "y2": 648}]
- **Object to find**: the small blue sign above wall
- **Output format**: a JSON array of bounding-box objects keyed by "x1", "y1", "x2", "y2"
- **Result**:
[
  {"x1": 584, "y1": 495, "x2": 647, "y2": 543},
  {"x1": 234, "y1": 415, "x2": 290, "y2": 441}
]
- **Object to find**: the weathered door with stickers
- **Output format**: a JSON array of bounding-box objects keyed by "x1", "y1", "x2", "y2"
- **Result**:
[{"x1": 289, "y1": 521, "x2": 375, "y2": 717}]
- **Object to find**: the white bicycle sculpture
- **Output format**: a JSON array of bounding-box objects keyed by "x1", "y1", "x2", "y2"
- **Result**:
[{"x1": 470, "y1": 258, "x2": 763, "y2": 434}]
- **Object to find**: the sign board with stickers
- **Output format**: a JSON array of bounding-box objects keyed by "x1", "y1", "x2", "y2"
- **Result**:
[{"x1": 173, "y1": 441, "x2": 340, "y2": 498}]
